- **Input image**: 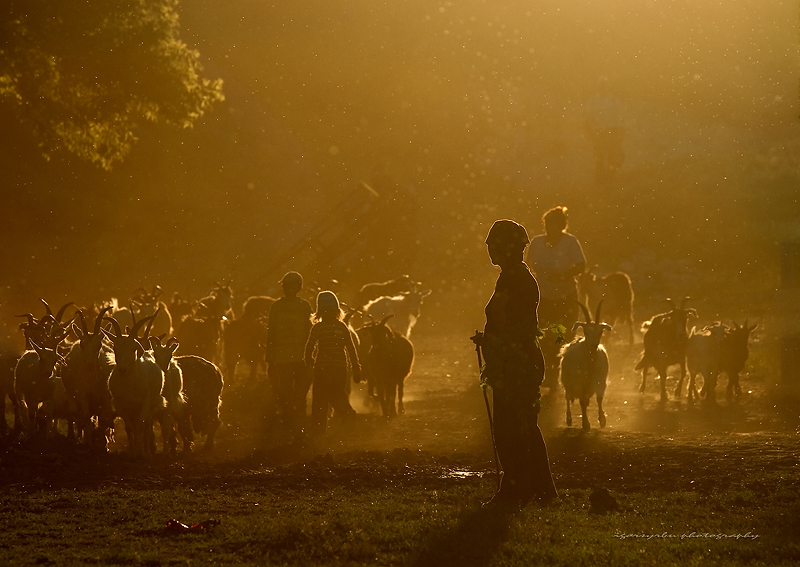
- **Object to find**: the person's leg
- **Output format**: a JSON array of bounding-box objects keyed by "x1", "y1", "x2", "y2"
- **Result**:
[
  {"x1": 310, "y1": 367, "x2": 329, "y2": 435},
  {"x1": 329, "y1": 367, "x2": 356, "y2": 419},
  {"x1": 489, "y1": 387, "x2": 524, "y2": 502}
]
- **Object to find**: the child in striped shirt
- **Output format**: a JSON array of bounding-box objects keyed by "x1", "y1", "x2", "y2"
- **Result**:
[{"x1": 304, "y1": 291, "x2": 361, "y2": 435}]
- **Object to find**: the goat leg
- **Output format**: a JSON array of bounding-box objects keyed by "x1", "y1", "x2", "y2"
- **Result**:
[
  {"x1": 597, "y1": 396, "x2": 606, "y2": 428},
  {"x1": 580, "y1": 399, "x2": 591, "y2": 431}
]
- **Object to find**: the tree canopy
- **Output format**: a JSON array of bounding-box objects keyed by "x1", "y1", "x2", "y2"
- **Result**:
[{"x1": 0, "y1": 0, "x2": 224, "y2": 169}]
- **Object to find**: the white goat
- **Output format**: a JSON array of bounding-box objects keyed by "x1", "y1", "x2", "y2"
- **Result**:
[
  {"x1": 149, "y1": 337, "x2": 189, "y2": 456},
  {"x1": 364, "y1": 289, "x2": 431, "y2": 338},
  {"x1": 103, "y1": 313, "x2": 165, "y2": 458},
  {"x1": 559, "y1": 302, "x2": 612, "y2": 431}
]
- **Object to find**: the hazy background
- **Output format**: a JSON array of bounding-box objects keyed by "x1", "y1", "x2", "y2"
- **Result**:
[{"x1": 1, "y1": 0, "x2": 798, "y2": 348}]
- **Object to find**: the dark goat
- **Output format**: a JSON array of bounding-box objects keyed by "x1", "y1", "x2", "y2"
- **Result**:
[
  {"x1": 577, "y1": 268, "x2": 635, "y2": 344},
  {"x1": 175, "y1": 283, "x2": 234, "y2": 365},
  {"x1": 175, "y1": 355, "x2": 224, "y2": 452},
  {"x1": 702, "y1": 321, "x2": 757, "y2": 400},
  {"x1": 356, "y1": 275, "x2": 419, "y2": 309},
  {"x1": 221, "y1": 296, "x2": 275, "y2": 383},
  {"x1": 1, "y1": 349, "x2": 20, "y2": 435},
  {"x1": 61, "y1": 306, "x2": 116, "y2": 448},
  {"x1": 366, "y1": 316, "x2": 414, "y2": 418},
  {"x1": 635, "y1": 297, "x2": 697, "y2": 401},
  {"x1": 683, "y1": 322, "x2": 727, "y2": 402}
]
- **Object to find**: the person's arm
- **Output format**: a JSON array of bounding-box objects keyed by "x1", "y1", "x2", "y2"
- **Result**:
[
  {"x1": 344, "y1": 324, "x2": 362, "y2": 382},
  {"x1": 304, "y1": 325, "x2": 317, "y2": 367}
]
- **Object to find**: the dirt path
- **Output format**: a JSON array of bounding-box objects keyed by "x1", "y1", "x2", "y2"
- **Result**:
[{"x1": 1, "y1": 328, "x2": 798, "y2": 493}]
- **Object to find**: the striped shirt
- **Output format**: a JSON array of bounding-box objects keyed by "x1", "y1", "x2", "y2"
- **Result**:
[{"x1": 304, "y1": 319, "x2": 359, "y2": 370}]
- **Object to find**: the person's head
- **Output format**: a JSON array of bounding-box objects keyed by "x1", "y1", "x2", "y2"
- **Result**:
[
  {"x1": 542, "y1": 206, "x2": 568, "y2": 236},
  {"x1": 313, "y1": 290, "x2": 343, "y2": 322},
  {"x1": 280, "y1": 271, "x2": 303, "y2": 297},
  {"x1": 485, "y1": 219, "x2": 530, "y2": 267}
]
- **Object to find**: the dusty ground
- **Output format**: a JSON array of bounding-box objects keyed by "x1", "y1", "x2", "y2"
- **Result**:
[{"x1": 1, "y1": 324, "x2": 798, "y2": 496}]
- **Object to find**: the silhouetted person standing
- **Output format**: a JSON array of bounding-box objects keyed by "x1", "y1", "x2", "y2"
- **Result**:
[
  {"x1": 584, "y1": 77, "x2": 625, "y2": 184},
  {"x1": 304, "y1": 291, "x2": 361, "y2": 436},
  {"x1": 265, "y1": 271, "x2": 313, "y2": 430},
  {"x1": 527, "y1": 206, "x2": 586, "y2": 388},
  {"x1": 473, "y1": 219, "x2": 558, "y2": 504}
]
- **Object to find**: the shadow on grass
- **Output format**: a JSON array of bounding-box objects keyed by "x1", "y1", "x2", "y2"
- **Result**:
[{"x1": 410, "y1": 504, "x2": 517, "y2": 567}]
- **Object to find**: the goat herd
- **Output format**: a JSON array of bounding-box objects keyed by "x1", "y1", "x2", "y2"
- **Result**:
[
  {"x1": 0, "y1": 276, "x2": 433, "y2": 458},
  {"x1": 0, "y1": 270, "x2": 758, "y2": 459},
  {"x1": 560, "y1": 290, "x2": 757, "y2": 432}
]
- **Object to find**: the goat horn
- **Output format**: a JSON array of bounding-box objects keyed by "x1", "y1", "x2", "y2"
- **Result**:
[
  {"x1": 576, "y1": 301, "x2": 592, "y2": 323},
  {"x1": 75, "y1": 310, "x2": 88, "y2": 335},
  {"x1": 93, "y1": 306, "x2": 114, "y2": 335},
  {"x1": 142, "y1": 307, "x2": 160, "y2": 340},
  {"x1": 129, "y1": 302, "x2": 137, "y2": 326},
  {"x1": 40, "y1": 298, "x2": 53, "y2": 316},
  {"x1": 103, "y1": 316, "x2": 123, "y2": 338},
  {"x1": 55, "y1": 302, "x2": 75, "y2": 323},
  {"x1": 130, "y1": 313, "x2": 157, "y2": 338},
  {"x1": 594, "y1": 299, "x2": 604, "y2": 324},
  {"x1": 166, "y1": 337, "x2": 179, "y2": 347},
  {"x1": 16, "y1": 313, "x2": 36, "y2": 325}
]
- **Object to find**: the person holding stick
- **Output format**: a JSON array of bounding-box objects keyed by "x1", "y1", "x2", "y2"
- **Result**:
[{"x1": 472, "y1": 219, "x2": 558, "y2": 504}]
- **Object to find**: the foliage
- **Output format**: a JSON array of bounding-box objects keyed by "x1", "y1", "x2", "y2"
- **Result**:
[{"x1": 0, "y1": 0, "x2": 224, "y2": 169}]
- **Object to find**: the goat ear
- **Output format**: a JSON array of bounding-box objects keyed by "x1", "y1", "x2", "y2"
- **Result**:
[
  {"x1": 148, "y1": 337, "x2": 159, "y2": 350},
  {"x1": 134, "y1": 339, "x2": 147, "y2": 356},
  {"x1": 30, "y1": 340, "x2": 44, "y2": 356},
  {"x1": 571, "y1": 322, "x2": 584, "y2": 333},
  {"x1": 169, "y1": 343, "x2": 179, "y2": 355},
  {"x1": 601, "y1": 323, "x2": 613, "y2": 332},
  {"x1": 421, "y1": 289, "x2": 432, "y2": 297},
  {"x1": 100, "y1": 328, "x2": 117, "y2": 342},
  {"x1": 72, "y1": 323, "x2": 84, "y2": 339}
]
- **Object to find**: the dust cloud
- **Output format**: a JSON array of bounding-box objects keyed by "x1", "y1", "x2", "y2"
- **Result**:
[{"x1": 0, "y1": 0, "x2": 797, "y2": 357}]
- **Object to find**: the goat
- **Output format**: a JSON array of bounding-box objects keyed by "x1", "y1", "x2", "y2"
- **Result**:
[
  {"x1": 635, "y1": 297, "x2": 697, "y2": 401},
  {"x1": 683, "y1": 322, "x2": 727, "y2": 402},
  {"x1": 364, "y1": 289, "x2": 432, "y2": 338},
  {"x1": 366, "y1": 316, "x2": 414, "y2": 418},
  {"x1": 356, "y1": 275, "x2": 419, "y2": 309},
  {"x1": 577, "y1": 268, "x2": 635, "y2": 344},
  {"x1": 168, "y1": 292, "x2": 196, "y2": 333},
  {"x1": 0, "y1": 349, "x2": 19, "y2": 435},
  {"x1": 17, "y1": 299, "x2": 74, "y2": 352},
  {"x1": 221, "y1": 295, "x2": 275, "y2": 383},
  {"x1": 174, "y1": 283, "x2": 233, "y2": 365},
  {"x1": 130, "y1": 285, "x2": 173, "y2": 338},
  {"x1": 559, "y1": 301, "x2": 612, "y2": 430},
  {"x1": 61, "y1": 306, "x2": 116, "y2": 447},
  {"x1": 13, "y1": 340, "x2": 66, "y2": 436},
  {"x1": 149, "y1": 337, "x2": 189, "y2": 456},
  {"x1": 703, "y1": 321, "x2": 757, "y2": 400},
  {"x1": 103, "y1": 313, "x2": 165, "y2": 458},
  {"x1": 173, "y1": 354, "x2": 224, "y2": 452}
]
